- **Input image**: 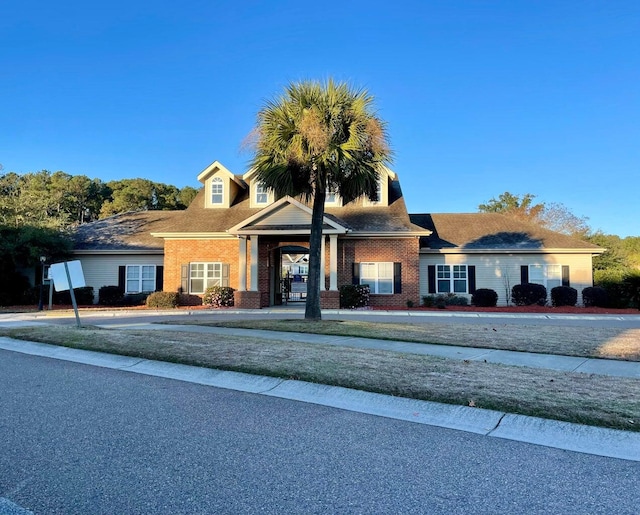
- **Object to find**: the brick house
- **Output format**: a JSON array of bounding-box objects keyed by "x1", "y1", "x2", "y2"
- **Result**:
[{"x1": 73, "y1": 161, "x2": 603, "y2": 307}]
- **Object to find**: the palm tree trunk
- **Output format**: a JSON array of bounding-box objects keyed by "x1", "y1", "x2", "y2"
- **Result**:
[{"x1": 305, "y1": 186, "x2": 325, "y2": 320}]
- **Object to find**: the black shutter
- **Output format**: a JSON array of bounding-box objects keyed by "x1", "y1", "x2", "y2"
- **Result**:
[
  {"x1": 155, "y1": 266, "x2": 164, "y2": 291},
  {"x1": 468, "y1": 265, "x2": 476, "y2": 294},
  {"x1": 520, "y1": 265, "x2": 529, "y2": 284},
  {"x1": 180, "y1": 264, "x2": 189, "y2": 293},
  {"x1": 222, "y1": 263, "x2": 230, "y2": 287},
  {"x1": 352, "y1": 262, "x2": 360, "y2": 285},
  {"x1": 393, "y1": 262, "x2": 402, "y2": 294},
  {"x1": 118, "y1": 266, "x2": 126, "y2": 293},
  {"x1": 428, "y1": 265, "x2": 436, "y2": 294},
  {"x1": 562, "y1": 265, "x2": 570, "y2": 287}
]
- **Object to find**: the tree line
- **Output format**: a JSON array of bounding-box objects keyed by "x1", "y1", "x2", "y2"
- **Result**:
[
  {"x1": 479, "y1": 191, "x2": 640, "y2": 303},
  {"x1": 0, "y1": 169, "x2": 199, "y2": 229}
]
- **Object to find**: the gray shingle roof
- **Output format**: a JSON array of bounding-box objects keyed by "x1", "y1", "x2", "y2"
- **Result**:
[
  {"x1": 409, "y1": 213, "x2": 602, "y2": 250},
  {"x1": 72, "y1": 211, "x2": 180, "y2": 251},
  {"x1": 156, "y1": 179, "x2": 423, "y2": 235}
]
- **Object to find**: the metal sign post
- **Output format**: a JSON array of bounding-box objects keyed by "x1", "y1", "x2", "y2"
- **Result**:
[
  {"x1": 63, "y1": 262, "x2": 81, "y2": 328},
  {"x1": 49, "y1": 260, "x2": 86, "y2": 328}
]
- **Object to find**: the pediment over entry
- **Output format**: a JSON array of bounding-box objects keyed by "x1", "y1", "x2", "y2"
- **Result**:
[{"x1": 227, "y1": 196, "x2": 349, "y2": 235}]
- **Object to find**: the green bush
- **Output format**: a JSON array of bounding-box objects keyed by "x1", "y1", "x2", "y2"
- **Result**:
[
  {"x1": 623, "y1": 272, "x2": 640, "y2": 309},
  {"x1": 594, "y1": 269, "x2": 636, "y2": 308},
  {"x1": 146, "y1": 291, "x2": 179, "y2": 309},
  {"x1": 421, "y1": 295, "x2": 435, "y2": 307},
  {"x1": 471, "y1": 288, "x2": 498, "y2": 307},
  {"x1": 511, "y1": 283, "x2": 547, "y2": 306},
  {"x1": 99, "y1": 285, "x2": 124, "y2": 306},
  {"x1": 339, "y1": 284, "x2": 370, "y2": 309},
  {"x1": 582, "y1": 286, "x2": 607, "y2": 307},
  {"x1": 551, "y1": 286, "x2": 577, "y2": 307},
  {"x1": 121, "y1": 293, "x2": 149, "y2": 306},
  {"x1": 53, "y1": 286, "x2": 95, "y2": 305},
  {"x1": 422, "y1": 293, "x2": 468, "y2": 308},
  {"x1": 203, "y1": 286, "x2": 235, "y2": 308}
]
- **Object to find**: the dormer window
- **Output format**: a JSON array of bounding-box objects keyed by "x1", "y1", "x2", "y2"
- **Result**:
[
  {"x1": 364, "y1": 177, "x2": 384, "y2": 206},
  {"x1": 211, "y1": 177, "x2": 224, "y2": 205},
  {"x1": 325, "y1": 189, "x2": 342, "y2": 206},
  {"x1": 256, "y1": 182, "x2": 269, "y2": 205}
]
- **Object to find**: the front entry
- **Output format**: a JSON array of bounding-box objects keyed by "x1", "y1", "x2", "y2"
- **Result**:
[{"x1": 270, "y1": 245, "x2": 309, "y2": 305}]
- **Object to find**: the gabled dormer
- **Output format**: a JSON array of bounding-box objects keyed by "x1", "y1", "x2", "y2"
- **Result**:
[
  {"x1": 243, "y1": 168, "x2": 276, "y2": 208},
  {"x1": 362, "y1": 165, "x2": 395, "y2": 207},
  {"x1": 197, "y1": 161, "x2": 246, "y2": 209}
]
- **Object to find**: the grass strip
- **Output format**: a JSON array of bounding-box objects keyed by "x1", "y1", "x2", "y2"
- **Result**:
[
  {"x1": 174, "y1": 318, "x2": 640, "y2": 362},
  {"x1": 1, "y1": 325, "x2": 638, "y2": 432}
]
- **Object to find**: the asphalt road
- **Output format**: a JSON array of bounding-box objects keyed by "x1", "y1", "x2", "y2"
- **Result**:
[{"x1": 1, "y1": 350, "x2": 639, "y2": 514}]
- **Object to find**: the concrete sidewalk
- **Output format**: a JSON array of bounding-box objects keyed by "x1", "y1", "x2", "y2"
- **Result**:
[
  {"x1": 2, "y1": 314, "x2": 640, "y2": 462},
  {"x1": 95, "y1": 321, "x2": 640, "y2": 379}
]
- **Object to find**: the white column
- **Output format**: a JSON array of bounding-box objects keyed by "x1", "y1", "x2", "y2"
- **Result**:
[
  {"x1": 238, "y1": 236, "x2": 247, "y2": 291},
  {"x1": 250, "y1": 235, "x2": 259, "y2": 291},
  {"x1": 329, "y1": 234, "x2": 338, "y2": 291},
  {"x1": 320, "y1": 235, "x2": 326, "y2": 290}
]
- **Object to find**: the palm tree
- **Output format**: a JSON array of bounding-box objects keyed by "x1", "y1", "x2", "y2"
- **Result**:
[{"x1": 249, "y1": 79, "x2": 392, "y2": 320}]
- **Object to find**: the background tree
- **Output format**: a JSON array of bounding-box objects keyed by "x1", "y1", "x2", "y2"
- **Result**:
[
  {"x1": 249, "y1": 79, "x2": 391, "y2": 320},
  {"x1": 478, "y1": 191, "x2": 590, "y2": 236}
]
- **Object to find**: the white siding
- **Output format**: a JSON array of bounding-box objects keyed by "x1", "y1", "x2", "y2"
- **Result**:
[
  {"x1": 77, "y1": 254, "x2": 164, "y2": 303},
  {"x1": 419, "y1": 253, "x2": 595, "y2": 306}
]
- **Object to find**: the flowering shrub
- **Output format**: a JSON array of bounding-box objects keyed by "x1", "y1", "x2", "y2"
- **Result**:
[
  {"x1": 339, "y1": 284, "x2": 370, "y2": 309},
  {"x1": 203, "y1": 286, "x2": 235, "y2": 308}
]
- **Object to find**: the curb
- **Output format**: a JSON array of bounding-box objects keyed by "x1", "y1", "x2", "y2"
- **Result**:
[{"x1": 1, "y1": 337, "x2": 638, "y2": 462}]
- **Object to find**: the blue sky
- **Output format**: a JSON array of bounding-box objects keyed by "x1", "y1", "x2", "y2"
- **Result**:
[{"x1": 1, "y1": 1, "x2": 638, "y2": 236}]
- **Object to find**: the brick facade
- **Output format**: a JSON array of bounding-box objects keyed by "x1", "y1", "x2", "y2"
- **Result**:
[{"x1": 163, "y1": 235, "x2": 420, "y2": 309}]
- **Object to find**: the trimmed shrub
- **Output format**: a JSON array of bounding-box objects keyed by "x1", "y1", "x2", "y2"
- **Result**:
[
  {"x1": 422, "y1": 293, "x2": 468, "y2": 308},
  {"x1": 339, "y1": 284, "x2": 370, "y2": 309},
  {"x1": 53, "y1": 286, "x2": 95, "y2": 305},
  {"x1": 551, "y1": 286, "x2": 577, "y2": 307},
  {"x1": 203, "y1": 286, "x2": 235, "y2": 308},
  {"x1": 99, "y1": 285, "x2": 124, "y2": 306},
  {"x1": 511, "y1": 283, "x2": 547, "y2": 306},
  {"x1": 582, "y1": 286, "x2": 607, "y2": 308},
  {"x1": 120, "y1": 293, "x2": 149, "y2": 306},
  {"x1": 471, "y1": 288, "x2": 498, "y2": 307},
  {"x1": 146, "y1": 291, "x2": 179, "y2": 309},
  {"x1": 421, "y1": 295, "x2": 435, "y2": 307}
]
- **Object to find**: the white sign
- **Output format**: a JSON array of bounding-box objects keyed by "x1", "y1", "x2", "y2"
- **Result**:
[{"x1": 49, "y1": 260, "x2": 86, "y2": 292}]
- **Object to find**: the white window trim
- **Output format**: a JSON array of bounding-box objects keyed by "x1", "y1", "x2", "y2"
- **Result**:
[
  {"x1": 528, "y1": 264, "x2": 563, "y2": 290},
  {"x1": 255, "y1": 181, "x2": 270, "y2": 206},
  {"x1": 360, "y1": 262, "x2": 394, "y2": 295},
  {"x1": 436, "y1": 264, "x2": 468, "y2": 294},
  {"x1": 211, "y1": 177, "x2": 224, "y2": 205},
  {"x1": 125, "y1": 265, "x2": 156, "y2": 294},
  {"x1": 189, "y1": 262, "x2": 223, "y2": 294}
]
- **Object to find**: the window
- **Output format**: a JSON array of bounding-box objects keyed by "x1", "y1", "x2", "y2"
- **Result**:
[
  {"x1": 190, "y1": 262, "x2": 222, "y2": 294},
  {"x1": 436, "y1": 264, "x2": 468, "y2": 293},
  {"x1": 126, "y1": 265, "x2": 156, "y2": 294},
  {"x1": 211, "y1": 177, "x2": 224, "y2": 204},
  {"x1": 529, "y1": 264, "x2": 563, "y2": 289},
  {"x1": 255, "y1": 182, "x2": 269, "y2": 205},
  {"x1": 360, "y1": 262, "x2": 394, "y2": 294},
  {"x1": 325, "y1": 190, "x2": 341, "y2": 206},
  {"x1": 364, "y1": 179, "x2": 383, "y2": 205}
]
